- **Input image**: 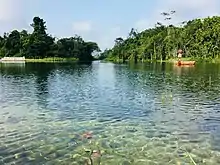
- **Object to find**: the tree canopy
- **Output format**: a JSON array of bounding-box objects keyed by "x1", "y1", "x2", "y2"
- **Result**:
[
  {"x1": 0, "y1": 17, "x2": 100, "y2": 62},
  {"x1": 101, "y1": 14, "x2": 220, "y2": 62}
]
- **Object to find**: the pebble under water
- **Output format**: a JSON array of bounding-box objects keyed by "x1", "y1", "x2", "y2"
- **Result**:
[{"x1": 0, "y1": 61, "x2": 220, "y2": 165}]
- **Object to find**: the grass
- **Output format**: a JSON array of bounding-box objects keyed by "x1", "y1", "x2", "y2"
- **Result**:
[
  {"x1": 104, "y1": 57, "x2": 220, "y2": 64},
  {"x1": 25, "y1": 57, "x2": 78, "y2": 63},
  {"x1": 104, "y1": 58, "x2": 193, "y2": 64}
]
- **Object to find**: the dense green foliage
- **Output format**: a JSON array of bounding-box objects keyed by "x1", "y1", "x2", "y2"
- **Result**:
[
  {"x1": 102, "y1": 14, "x2": 220, "y2": 62},
  {"x1": 0, "y1": 17, "x2": 100, "y2": 62}
]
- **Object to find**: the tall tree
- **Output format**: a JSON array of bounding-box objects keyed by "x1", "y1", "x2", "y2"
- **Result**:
[
  {"x1": 102, "y1": 14, "x2": 220, "y2": 62},
  {"x1": 0, "y1": 16, "x2": 100, "y2": 62}
]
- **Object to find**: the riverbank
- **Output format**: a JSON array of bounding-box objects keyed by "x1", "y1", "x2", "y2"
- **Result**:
[
  {"x1": 25, "y1": 57, "x2": 78, "y2": 63},
  {"x1": 0, "y1": 57, "x2": 97, "y2": 63},
  {"x1": 104, "y1": 57, "x2": 220, "y2": 64}
]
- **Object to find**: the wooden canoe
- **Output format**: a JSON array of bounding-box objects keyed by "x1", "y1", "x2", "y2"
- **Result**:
[{"x1": 175, "y1": 61, "x2": 195, "y2": 66}]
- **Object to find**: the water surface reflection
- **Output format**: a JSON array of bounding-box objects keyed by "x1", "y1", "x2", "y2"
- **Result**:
[{"x1": 0, "y1": 62, "x2": 220, "y2": 164}]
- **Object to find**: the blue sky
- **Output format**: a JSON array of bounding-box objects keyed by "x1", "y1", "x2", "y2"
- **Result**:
[{"x1": 0, "y1": 0, "x2": 220, "y2": 51}]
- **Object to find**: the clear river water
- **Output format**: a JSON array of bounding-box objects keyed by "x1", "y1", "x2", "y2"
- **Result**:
[{"x1": 0, "y1": 61, "x2": 220, "y2": 165}]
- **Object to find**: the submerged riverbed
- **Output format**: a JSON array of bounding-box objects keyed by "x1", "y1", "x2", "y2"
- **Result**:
[{"x1": 0, "y1": 61, "x2": 220, "y2": 165}]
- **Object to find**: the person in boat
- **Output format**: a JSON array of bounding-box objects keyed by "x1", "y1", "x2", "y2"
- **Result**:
[{"x1": 177, "y1": 49, "x2": 183, "y2": 61}]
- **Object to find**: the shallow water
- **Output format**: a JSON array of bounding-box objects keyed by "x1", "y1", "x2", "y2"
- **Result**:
[{"x1": 0, "y1": 61, "x2": 220, "y2": 165}]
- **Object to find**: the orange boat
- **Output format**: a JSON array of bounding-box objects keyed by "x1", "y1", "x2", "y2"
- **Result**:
[{"x1": 175, "y1": 61, "x2": 195, "y2": 66}]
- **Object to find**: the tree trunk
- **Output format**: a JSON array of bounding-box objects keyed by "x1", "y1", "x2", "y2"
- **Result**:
[{"x1": 134, "y1": 53, "x2": 138, "y2": 63}]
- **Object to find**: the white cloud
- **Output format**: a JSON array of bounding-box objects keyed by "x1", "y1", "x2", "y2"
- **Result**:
[
  {"x1": 1, "y1": 0, "x2": 219, "y2": 51},
  {"x1": 0, "y1": 0, "x2": 24, "y2": 22},
  {"x1": 134, "y1": 20, "x2": 154, "y2": 33},
  {"x1": 97, "y1": 26, "x2": 123, "y2": 50},
  {"x1": 101, "y1": 0, "x2": 220, "y2": 49},
  {"x1": 0, "y1": 0, "x2": 29, "y2": 35},
  {"x1": 134, "y1": 20, "x2": 150, "y2": 32},
  {"x1": 71, "y1": 22, "x2": 124, "y2": 51},
  {"x1": 166, "y1": 0, "x2": 216, "y2": 11},
  {"x1": 134, "y1": 0, "x2": 220, "y2": 32},
  {"x1": 72, "y1": 21, "x2": 92, "y2": 34},
  {"x1": 164, "y1": 0, "x2": 220, "y2": 19}
]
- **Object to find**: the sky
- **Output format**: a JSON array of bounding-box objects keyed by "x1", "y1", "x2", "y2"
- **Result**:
[{"x1": 0, "y1": 0, "x2": 220, "y2": 51}]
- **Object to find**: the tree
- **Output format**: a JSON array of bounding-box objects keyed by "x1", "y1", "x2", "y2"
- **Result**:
[
  {"x1": 103, "y1": 14, "x2": 220, "y2": 62},
  {"x1": 0, "y1": 16, "x2": 100, "y2": 62},
  {"x1": 4, "y1": 30, "x2": 21, "y2": 56}
]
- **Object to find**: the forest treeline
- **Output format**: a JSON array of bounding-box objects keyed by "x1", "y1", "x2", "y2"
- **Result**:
[
  {"x1": 0, "y1": 17, "x2": 100, "y2": 62},
  {"x1": 100, "y1": 13, "x2": 220, "y2": 62}
]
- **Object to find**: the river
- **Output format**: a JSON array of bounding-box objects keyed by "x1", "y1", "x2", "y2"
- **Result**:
[{"x1": 0, "y1": 61, "x2": 220, "y2": 165}]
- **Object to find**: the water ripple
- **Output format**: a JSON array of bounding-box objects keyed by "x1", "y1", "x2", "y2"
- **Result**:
[{"x1": 1, "y1": 62, "x2": 220, "y2": 164}]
